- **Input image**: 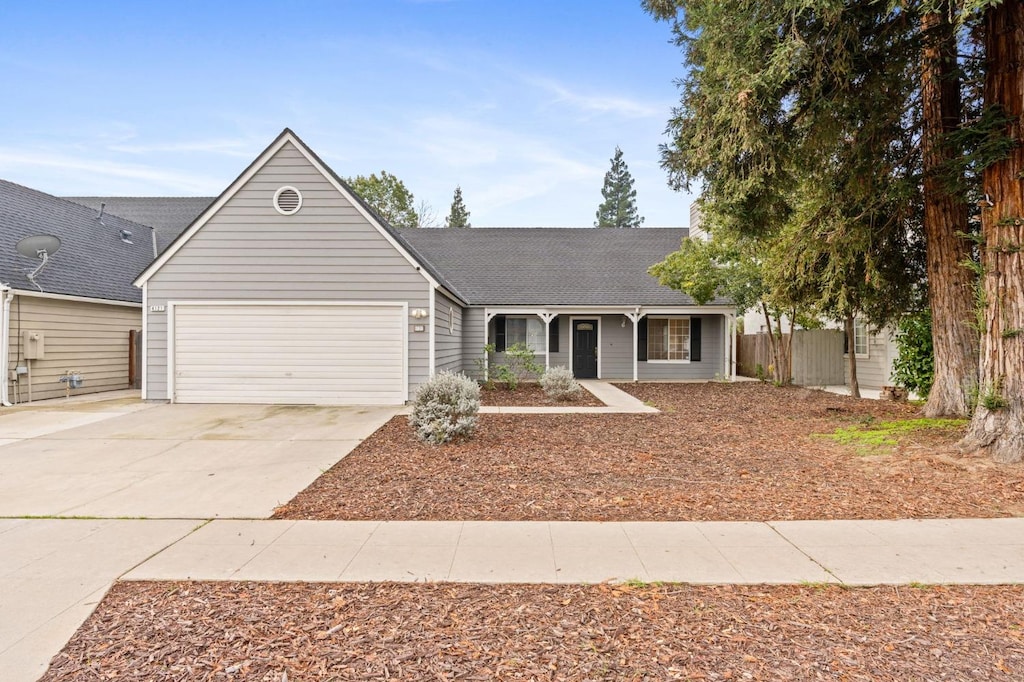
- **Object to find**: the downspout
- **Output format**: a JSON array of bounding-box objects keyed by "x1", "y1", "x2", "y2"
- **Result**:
[{"x1": 1, "y1": 284, "x2": 13, "y2": 406}]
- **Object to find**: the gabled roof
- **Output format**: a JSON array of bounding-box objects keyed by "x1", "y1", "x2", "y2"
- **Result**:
[
  {"x1": 0, "y1": 179, "x2": 154, "y2": 304},
  {"x1": 402, "y1": 228, "x2": 730, "y2": 307},
  {"x1": 65, "y1": 197, "x2": 214, "y2": 252},
  {"x1": 133, "y1": 128, "x2": 460, "y2": 299}
]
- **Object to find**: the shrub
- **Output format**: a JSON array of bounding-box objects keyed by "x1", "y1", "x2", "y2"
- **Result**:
[
  {"x1": 408, "y1": 371, "x2": 480, "y2": 444},
  {"x1": 540, "y1": 365, "x2": 582, "y2": 401},
  {"x1": 892, "y1": 310, "x2": 934, "y2": 398},
  {"x1": 493, "y1": 342, "x2": 543, "y2": 390}
]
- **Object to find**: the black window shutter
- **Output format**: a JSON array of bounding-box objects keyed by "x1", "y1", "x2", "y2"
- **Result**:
[
  {"x1": 548, "y1": 316, "x2": 559, "y2": 353},
  {"x1": 691, "y1": 318, "x2": 702, "y2": 361},
  {"x1": 494, "y1": 316, "x2": 506, "y2": 352},
  {"x1": 637, "y1": 317, "x2": 648, "y2": 361}
]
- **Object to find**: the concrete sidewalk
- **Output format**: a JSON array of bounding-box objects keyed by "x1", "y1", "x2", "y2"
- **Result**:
[{"x1": 124, "y1": 517, "x2": 1024, "y2": 586}]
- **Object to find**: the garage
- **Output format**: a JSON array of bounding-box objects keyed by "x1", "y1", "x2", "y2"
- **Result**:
[{"x1": 170, "y1": 303, "x2": 407, "y2": 405}]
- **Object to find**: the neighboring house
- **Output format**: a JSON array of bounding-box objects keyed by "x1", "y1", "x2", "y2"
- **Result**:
[
  {"x1": 65, "y1": 197, "x2": 214, "y2": 253},
  {"x1": 134, "y1": 129, "x2": 738, "y2": 406},
  {"x1": 0, "y1": 180, "x2": 155, "y2": 403},
  {"x1": 740, "y1": 310, "x2": 899, "y2": 391}
]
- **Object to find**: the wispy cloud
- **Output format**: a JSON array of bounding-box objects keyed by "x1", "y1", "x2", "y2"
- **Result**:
[
  {"x1": 107, "y1": 138, "x2": 256, "y2": 158},
  {"x1": 522, "y1": 75, "x2": 665, "y2": 119},
  {"x1": 0, "y1": 148, "x2": 223, "y2": 194}
]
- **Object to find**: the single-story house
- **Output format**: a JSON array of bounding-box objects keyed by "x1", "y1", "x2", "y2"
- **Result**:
[
  {"x1": 133, "y1": 129, "x2": 738, "y2": 406},
  {"x1": 0, "y1": 180, "x2": 156, "y2": 403}
]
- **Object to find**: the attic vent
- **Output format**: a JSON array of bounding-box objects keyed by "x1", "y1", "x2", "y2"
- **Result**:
[
  {"x1": 119, "y1": 229, "x2": 133, "y2": 244},
  {"x1": 273, "y1": 186, "x2": 302, "y2": 215}
]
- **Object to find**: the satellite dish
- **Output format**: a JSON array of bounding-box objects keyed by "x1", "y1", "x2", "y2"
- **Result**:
[
  {"x1": 16, "y1": 235, "x2": 62, "y2": 291},
  {"x1": 17, "y1": 234, "x2": 61, "y2": 260}
]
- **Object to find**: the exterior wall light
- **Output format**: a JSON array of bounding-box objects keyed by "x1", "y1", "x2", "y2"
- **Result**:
[{"x1": 410, "y1": 308, "x2": 428, "y2": 319}]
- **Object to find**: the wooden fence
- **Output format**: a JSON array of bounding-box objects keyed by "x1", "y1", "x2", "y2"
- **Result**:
[{"x1": 737, "y1": 329, "x2": 844, "y2": 386}]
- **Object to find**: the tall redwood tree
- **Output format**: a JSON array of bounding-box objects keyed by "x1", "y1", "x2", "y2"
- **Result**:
[
  {"x1": 960, "y1": 0, "x2": 1024, "y2": 463},
  {"x1": 920, "y1": 6, "x2": 980, "y2": 418}
]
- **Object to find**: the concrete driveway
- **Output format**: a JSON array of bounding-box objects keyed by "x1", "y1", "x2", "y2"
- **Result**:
[
  {"x1": 0, "y1": 399, "x2": 399, "y2": 518},
  {"x1": 0, "y1": 395, "x2": 398, "y2": 681}
]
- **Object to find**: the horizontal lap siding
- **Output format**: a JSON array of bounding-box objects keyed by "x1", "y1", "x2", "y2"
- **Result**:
[
  {"x1": 845, "y1": 328, "x2": 896, "y2": 391},
  {"x1": 434, "y1": 292, "x2": 463, "y2": 375},
  {"x1": 637, "y1": 315, "x2": 722, "y2": 381},
  {"x1": 462, "y1": 307, "x2": 486, "y2": 377},
  {"x1": 145, "y1": 142, "x2": 430, "y2": 401},
  {"x1": 7, "y1": 296, "x2": 141, "y2": 402}
]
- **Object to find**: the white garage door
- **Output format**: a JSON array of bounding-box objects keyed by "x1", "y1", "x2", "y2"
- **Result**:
[{"x1": 172, "y1": 304, "x2": 406, "y2": 405}]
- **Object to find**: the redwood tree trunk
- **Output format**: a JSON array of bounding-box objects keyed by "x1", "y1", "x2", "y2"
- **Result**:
[
  {"x1": 960, "y1": 1, "x2": 1024, "y2": 463},
  {"x1": 845, "y1": 315, "x2": 860, "y2": 399},
  {"x1": 921, "y1": 7, "x2": 980, "y2": 418}
]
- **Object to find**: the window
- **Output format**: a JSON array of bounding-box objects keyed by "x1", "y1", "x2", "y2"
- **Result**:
[
  {"x1": 506, "y1": 316, "x2": 545, "y2": 353},
  {"x1": 648, "y1": 317, "x2": 690, "y2": 361},
  {"x1": 853, "y1": 318, "x2": 869, "y2": 358}
]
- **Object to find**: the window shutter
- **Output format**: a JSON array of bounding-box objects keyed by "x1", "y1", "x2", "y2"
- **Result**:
[
  {"x1": 691, "y1": 318, "x2": 702, "y2": 361},
  {"x1": 637, "y1": 317, "x2": 648, "y2": 361},
  {"x1": 548, "y1": 316, "x2": 559, "y2": 353},
  {"x1": 494, "y1": 316, "x2": 506, "y2": 352}
]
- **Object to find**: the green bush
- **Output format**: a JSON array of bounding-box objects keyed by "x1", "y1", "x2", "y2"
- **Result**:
[
  {"x1": 492, "y1": 342, "x2": 543, "y2": 390},
  {"x1": 892, "y1": 310, "x2": 934, "y2": 398},
  {"x1": 408, "y1": 371, "x2": 480, "y2": 444},
  {"x1": 540, "y1": 365, "x2": 582, "y2": 401}
]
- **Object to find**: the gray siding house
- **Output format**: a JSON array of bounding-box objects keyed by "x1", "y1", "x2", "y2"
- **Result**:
[{"x1": 134, "y1": 129, "x2": 737, "y2": 406}]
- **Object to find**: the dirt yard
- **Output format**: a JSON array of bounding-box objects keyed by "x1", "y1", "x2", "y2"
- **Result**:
[{"x1": 274, "y1": 382, "x2": 1024, "y2": 521}]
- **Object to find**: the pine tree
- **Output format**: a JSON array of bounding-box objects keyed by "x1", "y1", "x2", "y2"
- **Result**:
[
  {"x1": 595, "y1": 147, "x2": 644, "y2": 227},
  {"x1": 445, "y1": 186, "x2": 471, "y2": 227}
]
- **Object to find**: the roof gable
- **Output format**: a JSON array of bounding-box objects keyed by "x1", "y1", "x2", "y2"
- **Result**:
[
  {"x1": 133, "y1": 129, "x2": 448, "y2": 293},
  {"x1": 0, "y1": 179, "x2": 154, "y2": 303}
]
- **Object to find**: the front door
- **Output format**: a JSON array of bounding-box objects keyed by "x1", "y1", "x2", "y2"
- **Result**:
[{"x1": 572, "y1": 319, "x2": 598, "y2": 378}]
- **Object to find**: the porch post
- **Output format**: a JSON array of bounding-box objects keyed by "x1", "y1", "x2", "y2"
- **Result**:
[
  {"x1": 731, "y1": 313, "x2": 738, "y2": 380},
  {"x1": 539, "y1": 312, "x2": 556, "y2": 370},
  {"x1": 483, "y1": 309, "x2": 494, "y2": 381},
  {"x1": 626, "y1": 309, "x2": 641, "y2": 382}
]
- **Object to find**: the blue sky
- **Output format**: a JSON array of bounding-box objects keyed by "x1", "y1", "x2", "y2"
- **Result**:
[{"x1": 1, "y1": 1, "x2": 696, "y2": 227}]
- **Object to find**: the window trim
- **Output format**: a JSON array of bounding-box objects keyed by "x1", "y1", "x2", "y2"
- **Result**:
[
  {"x1": 853, "y1": 318, "x2": 869, "y2": 359},
  {"x1": 646, "y1": 315, "x2": 692, "y2": 363}
]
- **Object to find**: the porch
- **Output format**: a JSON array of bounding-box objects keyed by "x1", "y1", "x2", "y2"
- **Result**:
[{"x1": 477, "y1": 307, "x2": 737, "y2": 382}]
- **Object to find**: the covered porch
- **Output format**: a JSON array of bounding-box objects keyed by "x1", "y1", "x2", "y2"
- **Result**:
[{"x1": 481, "y1": 306, "x2": 737, "y2": 382}]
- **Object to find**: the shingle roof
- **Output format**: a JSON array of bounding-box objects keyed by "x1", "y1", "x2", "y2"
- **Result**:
[
  {"x1": 402, "y1": 228, "x2": 730, "y2": 307},
  {"x1": 0, "y1": 180, "x2": 155, "y2": 303},
  {"x1": 64, "y1": 196, "x2": 214, "y2": 252}
]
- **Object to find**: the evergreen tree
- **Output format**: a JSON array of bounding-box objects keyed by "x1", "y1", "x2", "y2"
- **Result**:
[
  {"x1": 959, "y1": 0, "x2": 1024, "y2": 463},
  {"x1": 644, "y1": 0, "x2": 1023, "y2": 461},
  {"x1": 445, "y1": 186, "x2": 471, "y2": 227},
  {"x1": 345, "y1": 171, "x2": 420, "y2": 227},
  {"x1": 594, "y1": 147, "x2": 644, "y2": 227}
]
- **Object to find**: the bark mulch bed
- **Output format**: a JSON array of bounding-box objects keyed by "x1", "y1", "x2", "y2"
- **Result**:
[
  {"x1": 479, "y1": 382, "x2": 604, "y2": 407},
  {"x1": 274, "y1": 382, "x2": 1024, "y2": 521},
  {"x1": 42, "y1": 581, "x2": 1024, "y2": 681}
]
